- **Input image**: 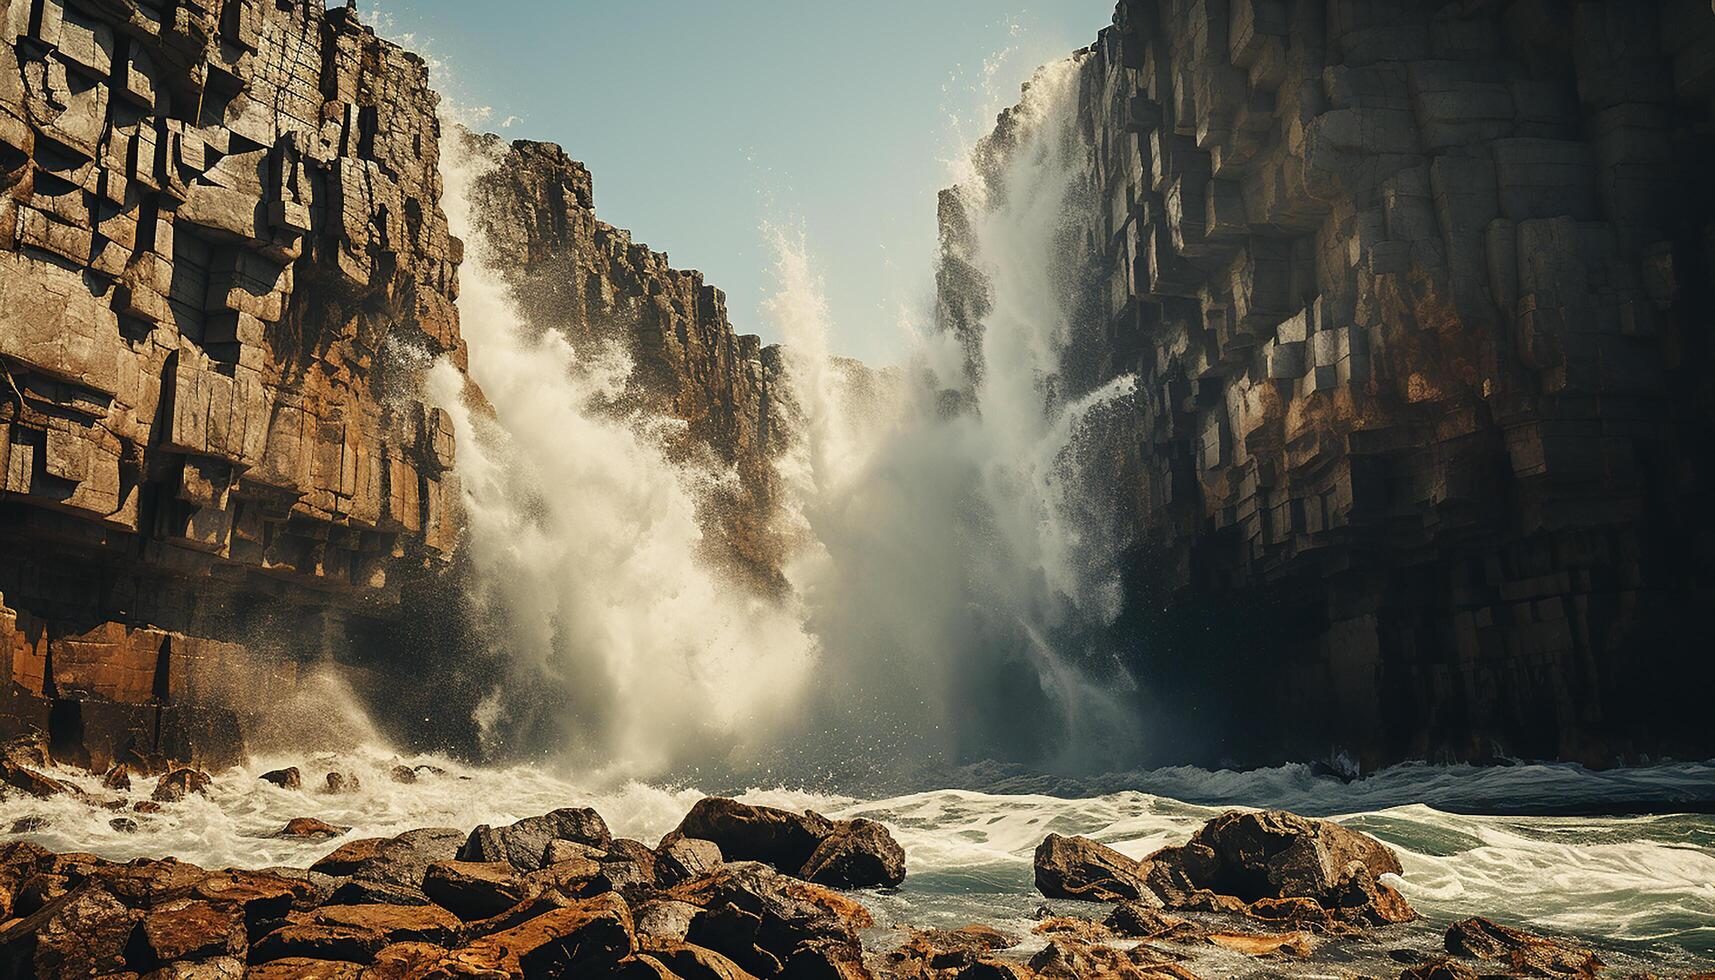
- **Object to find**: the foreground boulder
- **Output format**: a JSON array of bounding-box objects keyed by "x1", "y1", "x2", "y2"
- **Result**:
[
  {"x1": 667, "y1": 861, "x2": 872, "y2": 977},
  {"x1": 310, "y1": 827, "x2": 465, "y2": 905},
  {"x1": 1033, "y1": 834, "x2": 1151, "y2": 902},
  {"x1": 1146, "y1": 810, "x2": 1413, "y2": 926},
  {"x1": 1036, "y1": 809, "x2": 1415, "y2": 932},
  {"x1": 460, "y1": 807, "x2": 614, "y2": 872},
  {"x1": 151, "y1": 768, "x2": 213, "y2": 802},
  {"x1": 666, "y1": 797, "x2": 906, "y2": 889}
]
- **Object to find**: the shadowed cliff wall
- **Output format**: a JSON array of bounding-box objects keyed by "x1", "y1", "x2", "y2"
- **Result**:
[{"x1": 944, "y1": 0, "x2": 1715, "y2": 768}]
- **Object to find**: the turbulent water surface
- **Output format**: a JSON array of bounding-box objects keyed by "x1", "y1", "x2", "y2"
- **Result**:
[
  {"x1": 3, "y1": 750, "x2": 1711, "y2": 972},
  {"x1": 14, "y1": 43, "x2": 1712, "y2": 979}
]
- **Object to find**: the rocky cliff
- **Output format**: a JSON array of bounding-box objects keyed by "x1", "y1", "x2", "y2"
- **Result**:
[
  {"x1": 942, "y1": 0, "x2": 1715, "y2": 767},
  {"x1": 0, "y1": 0, "x2": 466, "y2": 769},
  {"x1": 467, "y1": 137, "x2": 789, "y2": 589}
]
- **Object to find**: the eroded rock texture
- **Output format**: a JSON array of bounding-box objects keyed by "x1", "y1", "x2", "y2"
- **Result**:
[
  {"x1": 0, "y1": 0, "x2": 465, "y2": 766},
  {"x1": 944, "y1": 0, "x2": 1715, "y2": 766},
  {"x1": 468, "y1": 137, "x2": 790, "y2": 589}
]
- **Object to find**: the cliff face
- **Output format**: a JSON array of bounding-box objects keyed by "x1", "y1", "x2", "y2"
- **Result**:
[
  {"x1": 0, "y1": 0, "x2": 466, "y2": 768},
  {"x1": 942, "y1": 0, "x2": 1715, "y2": 766},
  {"x1": 468, "y1": 137, "x2": 789, "y2": 588}
]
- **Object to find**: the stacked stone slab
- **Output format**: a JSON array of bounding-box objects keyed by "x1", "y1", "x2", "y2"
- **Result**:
[
  {"x1": 0, "y1": 0, "x2": 467, "y2": 766},
  {"x1": 468, "y1": 137, "x2": 790, "y2": 588},
  {"x1": 943, "y1": 0, "x2": 1715, "y2": 766}
]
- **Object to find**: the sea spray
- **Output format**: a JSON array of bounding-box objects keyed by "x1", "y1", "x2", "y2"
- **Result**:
[
  {"x1": 766, "y1": 56, "x2": 1144, "y2": 776},
  {"x1": 425, "y1": 133, "x2": 815, "y2": 779}
]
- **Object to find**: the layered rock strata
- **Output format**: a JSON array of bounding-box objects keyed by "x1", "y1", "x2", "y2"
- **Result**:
[
  {"x1": 941, "y1": 0, "x2": 1715, "y2": 766},
  {"x1": 0, "y1": 0, "x2": 466, "y2": 766},
  {"x1": 468, "y1": 136, "x2": 790, "y2": 588}
]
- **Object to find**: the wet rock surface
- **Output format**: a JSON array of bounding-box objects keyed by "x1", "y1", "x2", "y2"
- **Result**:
[
  {"x1": 0, "y1": 800, "x2": 1689, "y2": 979},
  {"x1": 0, "y1": 0, "x2": 469, "y2": 770},
  {"x1": 666, "y1": 797, "x2": 906, "y2": 889},
  {"x1": 936, "y1": 0, "x2": 1715, "y2": 769}
]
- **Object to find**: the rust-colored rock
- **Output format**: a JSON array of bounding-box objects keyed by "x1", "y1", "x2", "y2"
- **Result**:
[
  {"x1": 151, "y1": 767, "x2": 212, "y2": 802},
  {"x1": 666, "y1": 798, "x2": 834, "y2": 875},
  {"x1": 137, "y1": 899, "x2": 246, "y2": 964},
  {"x1": 883, "y1": 925, "x2": 1021, "y2": 980},
  {"x1": 656, "y1": 836, "x2": 723, "y2": 887},
  {"x1": 459, "y1": 807, "x2": 613, "y2": 873},
  {"x1": 1444, "y1": 917, "x2": 1603, "y2": 979},
  {"x1": 1033, "y1": 833, "x2": 1151, "y2": 902},
  {"x1": 424, "y1": 860, "x2": 534, "y2": 921},
  {"x1": 277, "y1": 817, "x2": 350, "y2": 840},
  {"x1": 0, "y1": 0, "x2": 470, "y2": 767},
  {"x1": 437, "y1": 891, "x2": 635, "y2": 976},
  {"x1": 800, "y1": 818, "x2": 906, "y2": 890}
]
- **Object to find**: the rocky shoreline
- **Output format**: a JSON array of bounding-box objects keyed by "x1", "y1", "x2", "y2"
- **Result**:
[{"x1": 0, "y1": 742, "x2": 1696, "y2": 979}]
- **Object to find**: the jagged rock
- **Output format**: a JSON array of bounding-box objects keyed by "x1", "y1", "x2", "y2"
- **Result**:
[
  {"x1": 260, "y1": 768, "x2": 302, "y2": 790},
  {"x1": 0, "y1": 0, "x2": 471, "y2": 768},
  {"x1": 423, "y1": 860, "x2": 533, "y2": 921},
  {"x1": 1103, "y1": 903, "x2": 1205, "y2": 943},
  {"x1": 1443, "y1": 917, "x2": 1603, "y2": 978},
  {"x1": 460, "y1": 807, "x2": 614, "y2": 872},
  {"x1": 191, "y1": 869, "x2": 314, "y2": 921},
  {"x1": 275, "y1": 817, "x2": 349, "y2": 840},
  {"x1": 799, "y1": 818, "x2": 906, "y2": 889},
  {"x1": 666, "y1": 797, "x2": 906, "y2": 889},
  {"x1": 0, "y1": 884, "x2": 140, "y2": 977},
  {"x1": 1033, "y1": 833, "x2": 1151, "y2": 902},
  {"x1": 666, "y1": 798, "x2": 834, "y2": 874},
  {"x1": 312, "y1": 839, "x2": 389, "y2": 877},
  {"x1": 109, "y1": 817, "x2": 139, "y2": 833},
  {"x1": 633, "y1": 898, "x2": 704, "y2": 946},
  {"x1": 311, "y1": 828, "x2": 464, "y2": 906},
  {"x1": 136, "y1": 899, "x2": 246, "y2": 964},
  {"x1": 657, "y1": 837, "x2": 724, "y2": 887},
  {"x1": 143, "y1": 956, "x2": 247, "y2": 978},
  {"x1": 882, "y1": 925, "x2": 1021, "y2": 979},
  {"x1": 102, "y1": 763, "x2": 132, "y2": 791},
  {"x1": 544, "y1": 839, "x2": 608, "y2": 867},
  {"x1": 644, "y1": 942, "x2": 764, "y2": 979},
  {"x1": 431, "y1": 892, "x2": 635, "y2": 976},
  {"x1": 1143, "y1": 810, "x2": 1413, "y2": 925},
  {"x1": 252, "y1": 903, "x2": 463, "y2": 965},
  {"x1": 151, "y1": 768, "x2": 212, "y2": 802},
  {"x1": 1027, "y1": 937, "x2": 1198, "y2": 980},
  {"x1": 668, "y1": 861, "x2": 871, "y2": 978},
  {"x1": 472, "y1": 140, "x2": 790, "y2": 594},
  {"x1": 324, "y1": 771, "x2": 362, "y2": 794},
  {"x1": 1206, "y1": 929, "x2": 1316, "y2": 958},
  {"x1": 0, "y1": 760, "x2": 77, "y2": 799}
]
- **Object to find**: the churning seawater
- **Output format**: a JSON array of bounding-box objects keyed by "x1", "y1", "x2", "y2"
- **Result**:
[
  {"x1": 12, "y1": 44, "x2": 1709, "y2": 980},
  {"x1": 2, "y1": 748, "x2": 1711, "y2": 971}
]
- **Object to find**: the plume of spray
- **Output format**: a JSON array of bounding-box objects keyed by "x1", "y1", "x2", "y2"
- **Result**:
[
  {"x1": 425, "y1": 132, "x2": 816, "y2": 780},
  {"x1": 767, "y1": 56, "x2": 1144, "y2": 779}
]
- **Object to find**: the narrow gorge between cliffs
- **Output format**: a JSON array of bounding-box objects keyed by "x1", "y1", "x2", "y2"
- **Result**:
[{"x1": 2, "y1": 1, "x2": 1714, "y2": 976}]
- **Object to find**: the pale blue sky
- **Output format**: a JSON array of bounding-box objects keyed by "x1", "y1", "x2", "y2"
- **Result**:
[{"x1": 373, "y1": 1, "x2": 1112, "y2": 363}]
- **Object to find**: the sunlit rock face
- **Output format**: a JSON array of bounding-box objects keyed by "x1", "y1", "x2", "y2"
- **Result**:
[
  {"x1": 465, "y1": 136, "x2": 793, "y2": 590},
  {"x1": 943, "y1": 0, "x2": 1715, "y2": 768},
  {"x1": 0, "y1": 2, "x2": 467, "y2": 765}
]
